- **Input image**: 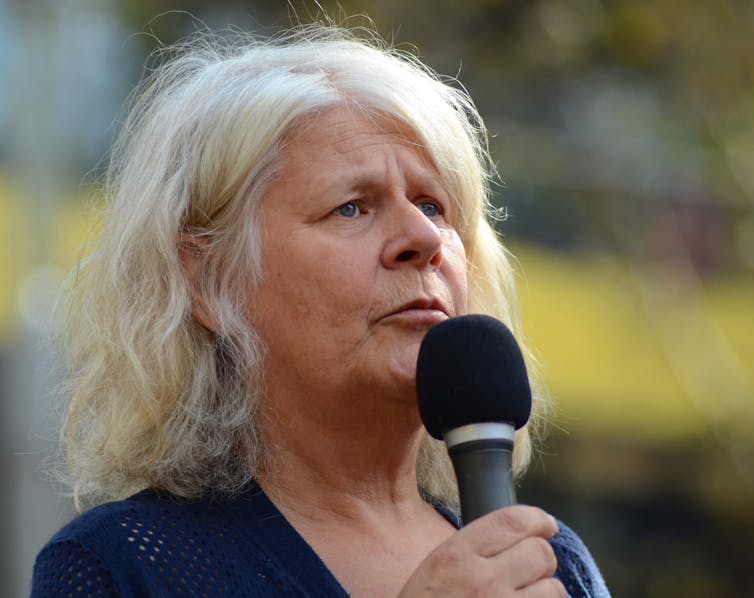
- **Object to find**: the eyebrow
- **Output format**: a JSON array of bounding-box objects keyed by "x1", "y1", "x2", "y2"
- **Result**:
[{"x1": 328, "y1": 171, "x2": 448, "y2": 198}]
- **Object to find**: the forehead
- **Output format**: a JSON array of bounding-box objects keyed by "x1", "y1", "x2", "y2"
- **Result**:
[
  {"x1": 282, "y1": 106, "x2": 434, "y2": 169},
  {"x1": 269, "y1": 106, "x2": 457, "y2": 209}
]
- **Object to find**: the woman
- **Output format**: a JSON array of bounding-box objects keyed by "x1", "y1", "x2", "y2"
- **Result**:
[{"x1": 32, "y1": 26, "x2": 608, "y2": 597}]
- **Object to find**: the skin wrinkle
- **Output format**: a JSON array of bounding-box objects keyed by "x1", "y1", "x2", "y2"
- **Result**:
[
  {"x1": 252, "y1": 107, "x2": 468, "y2": 514},
  {"x1": 37, "y1": 31, "x2": 577, "y2": 598},
  {"x1": 55, "y1": 30, "x2": 540, "y2": 519}
]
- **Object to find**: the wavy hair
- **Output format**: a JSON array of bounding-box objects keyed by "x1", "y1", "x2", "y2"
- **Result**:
[{"x1": 58, "y1": 25, "x2": 549, "y2": 511}]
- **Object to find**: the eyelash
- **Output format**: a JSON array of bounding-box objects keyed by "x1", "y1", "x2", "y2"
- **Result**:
[
  {"x1": 417, "y1": 201, "x2": 441, "y2": 217},
  {"x1": 332, "y1": 199, "x2": 443, "y2": 219},
  {"x1": 333, "y1": 202, "x2": 362, "y2": 218}
]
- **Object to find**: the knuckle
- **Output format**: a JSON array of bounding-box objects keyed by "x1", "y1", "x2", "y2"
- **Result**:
[
  {"x1": 545, "y1": 576, "x2": 567, "y2": 597},
  {"x1": 492, "y1": 507, "x2": 528, "y2": 535},
  {"x1": 430, "y1": 542, "x2": 465, "y2": 571},
  {"x1": 469, "y1": 568, "x2": 500, "y2": 597},
  {"x1": 520, "y1": 537, "x2": 557, "y2": 577},
  {"x1": 532, "y1": 536, "x2": 557, "y2": 567},
  {"x1": 490, "y1": 505, "x2": 555, "y2": 538}
]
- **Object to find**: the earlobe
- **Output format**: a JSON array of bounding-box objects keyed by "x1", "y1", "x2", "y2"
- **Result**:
[{"x1": 178, "y1": 231, "x2": 218, "y2": 332}]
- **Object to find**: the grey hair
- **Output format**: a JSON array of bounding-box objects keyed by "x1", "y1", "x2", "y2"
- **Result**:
[{"x1": 58, "y1": 25, "x2": 547, "y2": 511}]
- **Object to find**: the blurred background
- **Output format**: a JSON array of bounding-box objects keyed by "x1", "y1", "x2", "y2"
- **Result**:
[{"x1": 1, "y1": 0, "x2": 752, "y2": 595}]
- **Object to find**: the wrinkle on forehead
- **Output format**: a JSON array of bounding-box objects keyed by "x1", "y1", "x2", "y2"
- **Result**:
[
  {"x1": 281, "y1": 104, "x2": 432, "y2": 165},
  {"x1": 279, "y1": 105, "x2": 451, "y2": 199}
]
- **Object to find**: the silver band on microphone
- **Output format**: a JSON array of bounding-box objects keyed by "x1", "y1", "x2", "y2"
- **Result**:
[{"x1": 443, "y1": 422, "x2": 515, "y2": 449}]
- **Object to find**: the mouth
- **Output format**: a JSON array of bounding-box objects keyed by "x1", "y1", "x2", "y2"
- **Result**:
[{"x1": 382, "y1": 297, "x2": 450, "y2": 327}]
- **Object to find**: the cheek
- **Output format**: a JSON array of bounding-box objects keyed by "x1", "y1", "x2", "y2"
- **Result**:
[
  {"x1": 305, "y1": 249, "x2": 374, "y2": 307},
  {"x1": 442, "y1": 231, "x2": 469, "y2": 312},
  {"x1": 259, "y1": 244, "x2": 373, "y2": 325}
]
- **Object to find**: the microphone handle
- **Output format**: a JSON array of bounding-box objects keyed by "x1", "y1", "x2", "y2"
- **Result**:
[{"x1": 448, "y1": 438, "x2": 516, "y2": 525}]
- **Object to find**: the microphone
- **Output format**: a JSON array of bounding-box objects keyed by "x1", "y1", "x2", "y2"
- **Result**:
[{"x1": 416, "y1": 314, "x2": 532, "y2": 524}]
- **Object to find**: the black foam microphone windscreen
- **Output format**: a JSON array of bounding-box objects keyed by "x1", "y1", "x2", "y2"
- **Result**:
[
  {"x1": 416, "y1": 315, "x2": 533, "y2": 522},
  {"x1": 416, "y1": 314, "x2": 532, "y2": 440}
]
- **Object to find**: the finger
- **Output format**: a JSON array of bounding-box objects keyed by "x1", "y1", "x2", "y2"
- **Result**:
[
  {"x1": 518, "y1": 576, "x2": 567, "y2": 598},
  {"x1": 489, "y1": 536, "x2": 558, "y2": 590},
  {"x1": 456, "y1": 505, "x2": 559, "y2": 557}
]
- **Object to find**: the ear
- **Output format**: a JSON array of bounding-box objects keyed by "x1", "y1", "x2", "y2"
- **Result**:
[{"x1": 179, "y1": 231, "x2": 217, "y2": 332}]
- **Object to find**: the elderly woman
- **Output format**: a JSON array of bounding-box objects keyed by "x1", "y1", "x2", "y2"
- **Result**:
[{"x1": 32, "y1": 26, "x2": 608, "y2": 597}]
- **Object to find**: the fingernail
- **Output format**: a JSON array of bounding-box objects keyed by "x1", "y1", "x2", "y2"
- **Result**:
[{"x1": 548, "y1": 514, "x2": 559, "y2": 532}]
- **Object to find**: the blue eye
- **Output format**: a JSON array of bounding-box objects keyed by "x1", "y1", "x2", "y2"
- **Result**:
[
  {"x1": 418, "y1": 201, "x2": 441, "y2": 217},
  {"x1": 334, "y1": 202, "x2": 361, "y2": 218}
]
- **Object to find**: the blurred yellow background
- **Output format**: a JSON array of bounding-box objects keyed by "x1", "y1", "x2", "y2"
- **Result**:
[
  {"x1": 6, "y1": 188, "x2": 751, "y2": 439},
  {"x1": 1, "y1": 1, "x2": 752, "y2": 596}
]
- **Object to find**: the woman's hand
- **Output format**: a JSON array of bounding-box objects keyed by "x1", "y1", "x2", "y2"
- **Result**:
[{"x1": 399, "y1": 506, "x2": 565, "y2": 597}]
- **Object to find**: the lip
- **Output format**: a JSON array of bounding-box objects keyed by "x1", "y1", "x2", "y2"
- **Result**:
[{"x1": 382, "y1": 297, "x2": 450, "y2": 326}]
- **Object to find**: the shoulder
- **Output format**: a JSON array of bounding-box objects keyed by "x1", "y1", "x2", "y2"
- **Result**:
[
  {"x1": 31, "y1": 495, "x2": 151, "y2": 597},
  {"x1": 35, "y1": 489, "x2": 214, "y2": 560},
  {"x1": 32, "y1": 491, "x2": 194, "y2": 595},
  {"x1": 550, "y1": 519, "x2": 611, "y2": 598},
  {"x1": 31, "y1": 489, "x2": 296, "y2": 597}
]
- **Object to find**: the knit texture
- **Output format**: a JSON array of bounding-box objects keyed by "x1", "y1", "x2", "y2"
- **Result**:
[{"x1": 32, "y1": 483, "x2": 609, "y2": 597}]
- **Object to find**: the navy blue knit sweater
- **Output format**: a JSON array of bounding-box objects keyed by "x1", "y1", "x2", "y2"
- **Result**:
[{"x1": 31, "y1": 483, "x2": 609, "y2": 597}]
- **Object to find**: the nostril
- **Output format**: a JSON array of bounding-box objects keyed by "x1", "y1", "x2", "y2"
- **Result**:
[{"x1": 396, "y1": 250, "x2": 418, "y2": 262}]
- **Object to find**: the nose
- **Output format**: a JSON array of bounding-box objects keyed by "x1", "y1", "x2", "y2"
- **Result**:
[{"x1": 382, "y1": 200, "x2": 443, "y2": 271}]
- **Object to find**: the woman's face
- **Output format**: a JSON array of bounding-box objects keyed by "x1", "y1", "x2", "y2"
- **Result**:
[{"x1": 250, "y1": 107, "x2": 468, "y2": 409}]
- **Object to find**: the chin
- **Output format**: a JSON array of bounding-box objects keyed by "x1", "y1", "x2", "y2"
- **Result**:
[
  {"x1": 383, "y1": 362, "x2": 419, "y2": 403},
  {"x1": 391, "y1": 342, "x2": 420, "y2": 377}
]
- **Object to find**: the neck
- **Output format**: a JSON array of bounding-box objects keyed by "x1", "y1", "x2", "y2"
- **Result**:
[
  {"x1": 256, "y1": 387, "x2": 427, "y2": 520},
  {"x1": 254, "y1": 384, "x2": 457, "y2": 598}
]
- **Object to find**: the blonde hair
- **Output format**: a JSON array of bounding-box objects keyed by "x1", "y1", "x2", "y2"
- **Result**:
[{"x1": 59, "y1": 25, "x2": 548, "y2": 511}]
